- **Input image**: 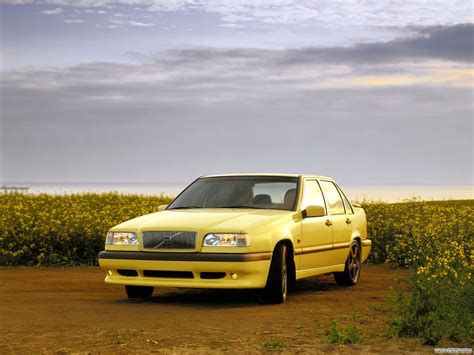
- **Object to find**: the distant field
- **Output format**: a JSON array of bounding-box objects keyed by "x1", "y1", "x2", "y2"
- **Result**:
[
  {"x1": 0, "y1": 193, "x2": 472, "y2": 346},
  {"x1": 6, "y1": 183, "x2": 473, "y2": 202},
  {"x1": 0, "y1": 193, "x2": 471, "y2": 267}
]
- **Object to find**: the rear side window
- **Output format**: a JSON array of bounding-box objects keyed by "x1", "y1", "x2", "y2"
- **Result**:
[
  {"x1": 338, "y1": 186, "x2": 354, "y2": 214},
  {"x1": 301, "y1": 180, "x2": 326, "y2": 212},
  {"x1": 319, "y1": 181, "x2": 345, "y2": 215}
]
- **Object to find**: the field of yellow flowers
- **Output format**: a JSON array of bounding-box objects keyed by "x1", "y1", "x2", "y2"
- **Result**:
[
  {"x1": 0, "y1": 193, "x2": 172, "y2": 265},
  {"x1": 364, "y1": 200, "x2": 473, "y2": 346},
  {"x1": 0, "y1": 193, "x2": 472, "y2": 345}
]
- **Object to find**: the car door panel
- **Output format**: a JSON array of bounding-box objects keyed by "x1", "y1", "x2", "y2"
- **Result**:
[
  {"x1": 319, "y1": 180, "x2": 352, "y2": 265},
  {"x1": 330, "y1": 215, "x2": 352, "y2": 264},
  {"x1": 300, "y1": 216, "x2": 333, "y2": 269},
  {"x1": 299, "y1": 180, "x2": 333, "y2": 270}
]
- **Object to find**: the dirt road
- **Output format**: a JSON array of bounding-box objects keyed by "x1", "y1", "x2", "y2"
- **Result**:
[{"x1": 0, "y1": 264, "x2": 432, "y2": 354}]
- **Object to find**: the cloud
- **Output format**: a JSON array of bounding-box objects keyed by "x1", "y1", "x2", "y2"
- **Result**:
[
  {"x1": 64, "y1": 18, "x2": 85, "y2": 23},
  {"x1": 1, "y1": 24, "x2": 472, "y2": 184},
  {"x1": 2, "y1": 0, "x2": 473, "y2": 27},
  {"x1": 283, "y1": 24, "x2": 474, "y2": 65},
  {"x1": 128, "y1": 20, "x2": 154, "y2": 27},
  {"x1": 2, "y1": 24, "x2": 470, "y2": 96},
  {"x1": 1, "y1": 61, "x2": 471, "y2": 184},
  {"x1": 143, "y1": 24, "x2": 472, "y2": 69},
  {"x1": 41, "y1": 7, "x2": 63, "y2": 15},
  {"x1": 83, "y1": 9, "x2": 106, "y2": 14},
  {"x1": 109, "y1": 19, "x2": 155, "y2": 27},
  {"x1": 217, "y1": 23, "x2": 246, "y2": 28}
]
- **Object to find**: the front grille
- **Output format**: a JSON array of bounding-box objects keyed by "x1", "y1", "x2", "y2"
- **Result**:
[{"x1": 142, "y1": 231, "x2": 197, "y2": 250}]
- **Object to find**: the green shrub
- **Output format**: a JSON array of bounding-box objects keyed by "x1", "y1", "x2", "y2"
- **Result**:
[{"x1": 390, "y1": 264, "x2": 473, "y2": 346}]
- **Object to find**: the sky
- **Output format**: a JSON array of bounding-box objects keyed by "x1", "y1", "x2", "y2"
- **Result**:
[{"x1": 0, "y1": 1, "x2": 473, "y2": 185}]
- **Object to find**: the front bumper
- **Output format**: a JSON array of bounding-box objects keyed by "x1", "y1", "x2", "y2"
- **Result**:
[{"x1": 98, "y1": 251, "x2": 272, "y2": 289}]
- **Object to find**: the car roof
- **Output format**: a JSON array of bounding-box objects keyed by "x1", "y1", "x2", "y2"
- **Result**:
[{"x1": 201, "y1": 173, "x2": 334, "y2": 180}]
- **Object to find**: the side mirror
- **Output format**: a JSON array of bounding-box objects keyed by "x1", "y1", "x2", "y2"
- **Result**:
[
  {"x1": 158, "y1": 204, "x2": 169, "y2": 211},
  {"x1": 352, "y1": 203, "x2": 361, "y2": 208},
  {"x1": 304, "y1": 205, "x2": 326, "y2": 218}
]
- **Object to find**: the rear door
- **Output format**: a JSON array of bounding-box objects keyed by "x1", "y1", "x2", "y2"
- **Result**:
[
  {"x1": 300, "y1": 179, "x2": 333, "y2": 270},
  {"x1": 319, "y1": 180, "x2": 352, "y2": 265}
]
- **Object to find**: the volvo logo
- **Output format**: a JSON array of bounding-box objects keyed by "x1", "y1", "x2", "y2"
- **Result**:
[{"x1": 154, "y1": 232, "x2": 183, "y2": 249}]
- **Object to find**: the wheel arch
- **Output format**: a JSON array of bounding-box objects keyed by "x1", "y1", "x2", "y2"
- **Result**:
[
  {"x1": 351, "y1": 234, "x2": 362, "y2": 249},
  {"x1": 341, "y1": 234, "x2": 361, "y2": 261},
  {"x1": 273, "y1": 239, "x2": 296, "y2": 288}
]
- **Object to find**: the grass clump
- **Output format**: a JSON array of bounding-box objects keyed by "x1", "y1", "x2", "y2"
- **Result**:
[
  {"x1": 263, "y1": 339, "x2": 286, "y2": 350},
  {"x1": 326, "y1": 320, "x2": 364, "y2": 345}
]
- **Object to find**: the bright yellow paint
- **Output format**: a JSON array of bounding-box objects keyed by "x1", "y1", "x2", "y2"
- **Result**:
[
  {"x1": 99, "y1": 174, "x2": 370, "y2": 289},
  {"x1": 101, "y1": 258, "x2": 271, "y2": 289}
]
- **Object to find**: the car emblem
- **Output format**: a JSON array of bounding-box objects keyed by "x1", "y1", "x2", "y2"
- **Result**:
[{"x1": 154, "y1": 232, "x2": 182, "y2": 249}]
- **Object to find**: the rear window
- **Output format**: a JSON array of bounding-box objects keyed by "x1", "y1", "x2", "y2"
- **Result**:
[{"x1": 319, "y1": 180, "x2": 345, "y2": 215}]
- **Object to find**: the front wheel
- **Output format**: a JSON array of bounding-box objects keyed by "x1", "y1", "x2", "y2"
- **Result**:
[
  {"x1": 125, "y1": 285, "x2": 154, "y2": 299},
  {"x1": 334, "y1": 240, "x2": 361, "y2": 286},
  {"x1": 263, "y1": 244, "x2": 288, "y2": 304}
]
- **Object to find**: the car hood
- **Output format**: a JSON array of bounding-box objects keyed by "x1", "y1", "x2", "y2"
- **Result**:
[{"x1": 111, "y1": 208, "x2": 293, "y2": 234}]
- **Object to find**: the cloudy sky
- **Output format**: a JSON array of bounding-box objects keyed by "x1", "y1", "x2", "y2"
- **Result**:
[{"x1": 0, "y1": 1, "x2": 473, "y2": 185}]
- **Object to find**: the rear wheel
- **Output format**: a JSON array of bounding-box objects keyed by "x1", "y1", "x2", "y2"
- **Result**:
[
  {"x1": 263, "y1": 244, "x2": 288, "y2": 304},
  {"x1": 334, "y1": 240, "x2": 361, "y2": 286},
  {"x1": 125, "y1": 285, "x2": 154, "y2": 298}
]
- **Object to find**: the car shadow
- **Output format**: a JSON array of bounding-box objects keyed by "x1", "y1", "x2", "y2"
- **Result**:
[
  {"x1": 291, "y1": 274, "x2": 341, "y2": 294},
  {"x1": 112, "y1": 275, "x2": 342, "y2": 308},
  {"x1": 112, "y1": 288, "x2": 262, "y2": 309}
]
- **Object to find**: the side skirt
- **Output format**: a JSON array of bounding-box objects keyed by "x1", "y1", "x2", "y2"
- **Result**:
[{"x1": 295, "y1": 264, "x2": 345, "y2": 280}]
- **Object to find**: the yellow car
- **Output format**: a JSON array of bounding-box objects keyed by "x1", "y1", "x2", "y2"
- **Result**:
[{"x1": 99, "y1": 174, "x2": 371, "y2": 303}]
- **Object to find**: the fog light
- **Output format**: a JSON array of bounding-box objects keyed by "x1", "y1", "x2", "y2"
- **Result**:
[
  {"x1": 230, "y1": 273, "x2": 238, "y2": 280},
  {"x1": 107, "y1": 270, "x2": 113, "y2": 276}
]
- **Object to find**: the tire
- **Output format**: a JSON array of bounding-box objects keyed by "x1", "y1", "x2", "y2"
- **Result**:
[
  {"x1": 125, "y1": 285, "x2": 154, "y2": 299},
  {"x1": 334, "y1": 240, "x2": 361, "y2": 286},
  {"x1": 263, "y1": 244, "x2": 288, "y2": 304}
]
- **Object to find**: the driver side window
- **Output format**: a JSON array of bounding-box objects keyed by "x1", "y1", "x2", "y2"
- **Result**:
[{"x1": 301, "y1": 180, "x2": 326, "y2": 213}]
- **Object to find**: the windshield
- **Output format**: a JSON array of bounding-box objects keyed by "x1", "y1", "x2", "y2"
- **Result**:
[{"x1": 168, "y1": 176, "x2": 299, "y2": 211}]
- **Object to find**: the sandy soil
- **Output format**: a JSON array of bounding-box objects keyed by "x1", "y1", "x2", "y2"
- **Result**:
[{"x1": 0, "y1": 264, "x2": 434, "y2": 354}]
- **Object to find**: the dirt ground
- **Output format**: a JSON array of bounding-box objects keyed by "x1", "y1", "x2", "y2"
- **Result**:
[{"x1": 0, "y1": 264, "x2": 434, "y2": 354}]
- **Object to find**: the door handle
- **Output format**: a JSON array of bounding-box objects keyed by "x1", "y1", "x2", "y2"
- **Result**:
[
  {"x1": 346, "y1": 218, "x2": 352, "y2": 224},
  {"x1": 325, "y1": 220, "x2": 332, "y2": 226}
]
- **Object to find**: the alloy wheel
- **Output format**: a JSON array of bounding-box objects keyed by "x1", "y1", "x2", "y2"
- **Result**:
[
  {"x1": 282, "y1": 248, "x2": 288, "y2": 302},
  {"x1": 348, "y1": 242, "x2": 361, "y2": 283}
]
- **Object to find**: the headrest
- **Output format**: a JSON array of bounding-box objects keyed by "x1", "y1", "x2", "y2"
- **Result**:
[
  {"x1": 284, "y1": 189, "x2": 297, "y2": 207},
  {"x1": 252, "y1": 194, "x2": 272, "y2": 205}
]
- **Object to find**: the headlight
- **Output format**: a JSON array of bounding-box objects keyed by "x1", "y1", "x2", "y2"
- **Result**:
[
  {"x1": 202, "y1": 233, "x2": 251, "y2": 247},
  {"x1": 106, "y1": 232, "x2": 138, "y2": 245}
]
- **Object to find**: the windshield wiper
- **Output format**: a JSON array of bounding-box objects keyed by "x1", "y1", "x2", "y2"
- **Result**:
[
  {"x1": 167, "y1": 206, "x2": 201, "y2": 210},
  {"x1": 217, "y1": 205, "x2": 265, "y2": 209}
]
